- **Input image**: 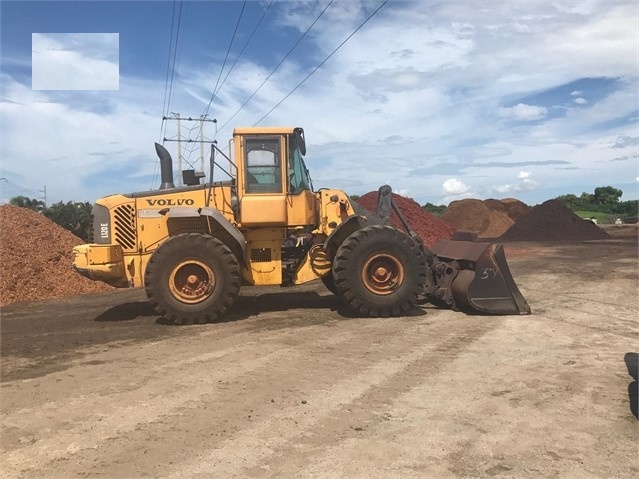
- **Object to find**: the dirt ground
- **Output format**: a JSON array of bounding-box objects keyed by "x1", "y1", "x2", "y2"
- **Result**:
[{"x1": 1, "y1": 232, "x2": 637, "y2": 478}]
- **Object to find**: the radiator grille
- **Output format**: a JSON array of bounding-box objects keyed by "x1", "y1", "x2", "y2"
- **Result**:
[
  {"x1": 251, "y1": 248, "x2": 272, "y2": 263},
  {"x1": 114, "y1": 204, "x2": 136, "y2": 250}
]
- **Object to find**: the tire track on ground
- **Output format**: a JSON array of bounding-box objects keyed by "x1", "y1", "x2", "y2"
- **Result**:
[
  {"x1": 153, "y1": 315, "x2": 501, "y2": 479},
  {"x1": 2, "y1": 313, "x2": 436, "y2": 478}
]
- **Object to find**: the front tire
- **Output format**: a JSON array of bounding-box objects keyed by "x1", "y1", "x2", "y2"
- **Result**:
[
  {"x1": 145, "y1": 233, "x2": 241, "y2": 324},
  {"x1": 332, "y1": 225, "x2": 426, "y2": 317},
  {"x1": 320, "y1": 272, "x2": 338, "y2": 295}
]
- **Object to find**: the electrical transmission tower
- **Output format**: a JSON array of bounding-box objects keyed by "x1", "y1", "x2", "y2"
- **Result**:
[
  {"x1": 162, "y1": 113, "x2": 217, "y2": 186},
  {"x1": 39, "y1": 185, "x2": 47, "y2": 207}
]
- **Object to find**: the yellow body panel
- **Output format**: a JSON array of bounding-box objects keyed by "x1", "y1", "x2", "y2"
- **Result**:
[
  {"x1": 316, "y1": 189, "x2": 354, "y2": 236},
  {"x1": 291, "y1": 242, "x2": 330, "y2": 285},
  {"x1": 240, "y1": 195, "x2": 287, "y2": 226},
  {"x1": 287, "y1": 190, "x2": 319, "y2": 227},
  {"x1": 243, "y1": 228, "x2": 285, "y2": 285},
  {"x1": 72, "y1": 244, "x2": 128, "y2": 287}
]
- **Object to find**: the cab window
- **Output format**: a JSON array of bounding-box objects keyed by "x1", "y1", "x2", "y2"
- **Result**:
[
  {"x1": 287, "y1": 135, "x2": 312, "y2": 194},
  {"x1": 244, "y1": 137, "x2": 282, "y2": 193}
]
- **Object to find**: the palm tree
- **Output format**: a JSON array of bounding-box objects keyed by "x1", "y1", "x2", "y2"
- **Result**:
[{"x1": 9, "y1": 196, "x2": 45, "y2": 212}]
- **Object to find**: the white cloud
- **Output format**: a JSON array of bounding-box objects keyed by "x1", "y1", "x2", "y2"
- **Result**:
[
  {"x1": 443, "y1": 178, "x2": 471, "y2": 195},
  {"x1": 32, "y1": 33, "x2": 119, "y2": 90},
  {"x1": 573, "y1": 97, "x2": 587, "y2": 104},
  {"x1": 498, "y1": 103, "x2": 548, "y2": 121},
  {"x1": 442, "y1": 178, "x2": 474, "y2": 203},
  {"x1": 493, "y1": 177, "x2": 538, "y2": 195},
  {"x1": 2, "y1": 0, "x2": 638, "y2": 207}
]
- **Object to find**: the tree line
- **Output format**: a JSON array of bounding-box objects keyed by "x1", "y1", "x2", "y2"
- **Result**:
[
  {"x1": 8, "y1": 196, "x2": 93, "y2": 242},
  {"x1": 554, "y1": 186, "x2": 637, "y2": 217}
]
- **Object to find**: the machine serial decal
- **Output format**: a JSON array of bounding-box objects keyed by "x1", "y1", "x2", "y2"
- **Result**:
[
  {"x1": 138, "y1": 209, "x2": 164, "y2": 218},
  {"x1": 99, "y1": 223, "x2": 109, "y2": 239}
]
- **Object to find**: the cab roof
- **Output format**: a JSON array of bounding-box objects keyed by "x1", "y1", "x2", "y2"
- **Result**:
[{"x1": 232, "y1": 126, "x2": 297, "y2": 136}]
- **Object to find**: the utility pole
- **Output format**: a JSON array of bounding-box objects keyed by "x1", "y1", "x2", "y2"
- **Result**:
[
  {"x1": 39, "y1": 185, "x2": 47, "y2": 207},
  {"x1": 200, "y1": 115, "x2": 205, "y2": 174}
]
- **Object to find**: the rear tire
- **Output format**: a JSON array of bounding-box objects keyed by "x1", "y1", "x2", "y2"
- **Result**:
[
  {"x1": 332, "y1": 225, "x2": 426, "y2": 317},
  {"x1": 145, "y1": 233, "x2": 241, "y2": 324}
]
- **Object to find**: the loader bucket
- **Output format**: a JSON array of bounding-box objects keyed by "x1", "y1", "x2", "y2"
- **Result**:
[{"x1": 430, "y1": 239, "x2": 531, "y2": 315}]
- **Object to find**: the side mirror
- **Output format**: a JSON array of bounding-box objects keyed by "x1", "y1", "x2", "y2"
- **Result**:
[{"x1": 294, "y1": 127, "x2": 306, "y2": 156}]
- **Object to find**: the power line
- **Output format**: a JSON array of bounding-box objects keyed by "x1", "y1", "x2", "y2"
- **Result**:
[
  {"x1": 184, "y1": 1, "x2": 273, "y2": 165},
  {"x1": 254, "y1": 0, "x2": 390, "y2": 126},
  {"x1": 159, "y1": 0, "x2": 179, "y2": 141},
  {"x1": 160, "y1": 1, "x2": 185, "y2": 141},
  {"x1": 155, "y1": 1, "x2": 184, "y2": 189},
  {"x1": 211, "y1": 0, "x2": 274, "y2": 106},
  {"x1": 0, "y1": 178, "x2": 61, "y2": 204},
  {"x1": 202, "y1": 1, "x2": 248, "y2": 118},
  {"x1": 216, "y1": 0, "x2": 335, "y2": 135}
]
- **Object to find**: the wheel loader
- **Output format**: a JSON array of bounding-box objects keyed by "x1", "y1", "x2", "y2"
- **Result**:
[{"x1": 72, "y1": 126, "x2": 530, "y2": 323}]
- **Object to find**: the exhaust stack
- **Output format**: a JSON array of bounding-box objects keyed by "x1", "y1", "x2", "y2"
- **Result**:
[{"x1": 154, "y1": 143, "x2": 175, "y2": 190}]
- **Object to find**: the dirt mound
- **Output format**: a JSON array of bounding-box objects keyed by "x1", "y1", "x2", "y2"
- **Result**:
[
  {"x1": 354, "y1": 192, "x2": 455, "y2": 248},
  {"x1": 441, "y1": 198, "x2": 530, "y2": 238},
  {"x1": 0, "y1": 205, "x2": 114, "y2": 306},
  {"x1": 500, "y1": 198, "x2": 531, "y2": 220},
  {"x1": 499, "y1": 199, "x2": 611, "y2": 242}
]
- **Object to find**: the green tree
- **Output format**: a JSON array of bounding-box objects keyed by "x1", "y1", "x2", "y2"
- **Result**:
[
  {"x1": 613, "y1": 200, "x2": 639, "y2": 218},
  {"x1": 557, "y1": 187, "x2": 625, "y2": 213},
  {"x1": 422, "y1": 202, "x2": 447, "y2": 216},
  {"x1": 555, "y1": 193, "x2": 580, "y2": 210},
  {"x1": 9, "y1": 195, "x2": 45, "y2": 212},
  {"x1": 43, "y1": 201, "x2": 93, "y2": 242},
  {"x1": 593, "y1": 186, "x2": 622, "y2": 207}
]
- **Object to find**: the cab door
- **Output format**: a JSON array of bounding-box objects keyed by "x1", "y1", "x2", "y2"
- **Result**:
[{"x1": 239, "y1": 135, "x2": 287, "y2": 226}]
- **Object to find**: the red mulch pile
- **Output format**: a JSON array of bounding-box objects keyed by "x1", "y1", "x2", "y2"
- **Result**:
[
  {"x1": 354, "y1": 192, "x2": 455, "y2": 247},
  {"x1": 0, "y1": 205, "x2": 114, "y2": 306},
  {"x1": 441, "y1": 198, "x2": 531, "y2": 239},
  {"x1": 499, "y1": 199, "x2": 611, "y2": 241}
]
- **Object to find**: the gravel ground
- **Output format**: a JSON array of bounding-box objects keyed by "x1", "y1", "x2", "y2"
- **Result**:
[{"x1": 1, "y1": 236, "x2": 637, "y2": 479}]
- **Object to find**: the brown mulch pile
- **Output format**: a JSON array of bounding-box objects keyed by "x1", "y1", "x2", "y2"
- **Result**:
[
  {"x1": 441, "y1": 198, "x2": 531, "y2": 238},
  {"x1": 354, "y1": 192, "x2": 455, "y2": 248},
  {"x1": 499, "y1": 199, "x2": 611, "y2": 241},
  {"x1": 0, "y1": 205, "x2": 114, "y2": 306}
]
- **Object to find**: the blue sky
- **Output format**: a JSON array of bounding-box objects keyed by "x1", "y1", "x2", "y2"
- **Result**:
[{"x1": 1, "y1": 0, "x2": 637, "y2": 207}]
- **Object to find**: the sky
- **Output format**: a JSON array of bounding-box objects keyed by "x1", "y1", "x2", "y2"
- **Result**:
[{"x1": 1, "y1": 0, "x2": 637, "y2": 207}]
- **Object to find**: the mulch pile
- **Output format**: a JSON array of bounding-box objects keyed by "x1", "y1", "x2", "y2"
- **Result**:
[
  {"x1": 441, "y1": 198, "x2": 531, "y2": 238},
  {"x1": 0, "y1": 205, "x2": 114, "y2": 306},
  {"x1": 354, "y1": 192, "x2": 455, "y2": 247},
  {"x1": 499, "y1": 199, "x2": 611, "y2": 241}
]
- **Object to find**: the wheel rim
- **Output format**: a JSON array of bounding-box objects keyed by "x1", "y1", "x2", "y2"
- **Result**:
[
  {"x1": 168, "y1": 259, "x2": 215, "y2": 304},
  {"x1": 361, "y1": 252, "x2": 405, "y2": 295}
]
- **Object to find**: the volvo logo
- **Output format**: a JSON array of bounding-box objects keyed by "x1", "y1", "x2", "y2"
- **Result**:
[{"x1": 145, "y1": 198, "x2": 195, "y2": 206}]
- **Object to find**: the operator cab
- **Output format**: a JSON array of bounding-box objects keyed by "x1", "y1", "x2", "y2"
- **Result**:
[{"x1": 235, "y1": 127, "x2": 317, "y2": 228}]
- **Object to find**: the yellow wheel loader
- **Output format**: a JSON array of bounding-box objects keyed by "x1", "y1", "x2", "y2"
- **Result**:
[{"x1": 73, "y1": 126, "x2": 529, "y2": 324}]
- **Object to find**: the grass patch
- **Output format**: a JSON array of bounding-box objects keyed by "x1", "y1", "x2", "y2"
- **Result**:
[{"x1": 574, "y1": 211, "x2": 616, "y2": 223}]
